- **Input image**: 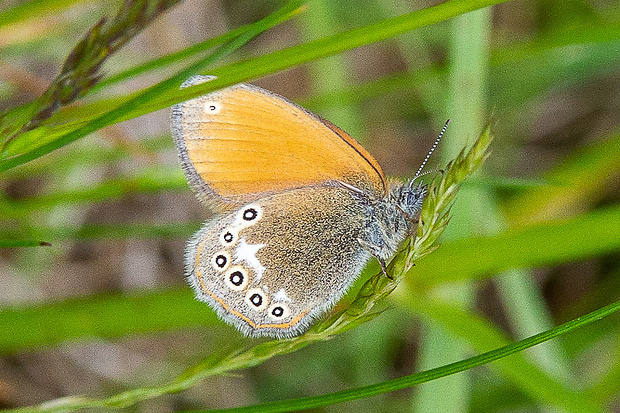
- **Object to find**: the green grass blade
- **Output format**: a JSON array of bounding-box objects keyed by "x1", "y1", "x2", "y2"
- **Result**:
[
  {"x1": 0, "y1": 134, "x2": 170, "y2": 180},
  {"x1": 413, "y1": 203, "x2": 620, "y2": 286},
  {"x1": 0, "y1": 0, "x2": 91, "y2": 28},
  {"x1": 301, "y1": 0, "x2": 364, "y2": 138},
  {"x1": 399, "y1": 295, "x2": 600, "y2": 412},
  {"x1": 178, "y1": 0, "x2": 509, "y2": 110},
  {"x1": 414, "y1": 6, "x2": 491, "y2": 413},
  {"x1": 587, "y1": 351, "x2": 620, "y2": 403},
  {"x1": 2, "y1": 166, "x2": 186, "y2": 218},
  {"x1": 0, "y1": 0, "x2": 306, "y2": 171},
  {"x1": 506, "y1": 128, "x2": 620, "y2": 224},
  {"x1": 89, "y1": 20, "x2": 266, "y2": 94},
  {"x1": 0, "y1": 0, "x2": 509, "y2": 172},
  {"x1": 0, "y1": 222, "x2": 199, "y2": 243},
  {"x1": 0, "y1": 0, "x2": 185, "y2": 139},
  {"x1": 496, "y1": 267, "x2": 575, "y2": 381},
  {"x1": 301, "y1": 23, "x2": 620, "y2": 118},
  {"x1": 0, "y1": 288, "x2": 216, "y2": 354},
  {"x1": 180, "y1": 301, "x2": 618, "y2": 413},
  {"x1": 5, "y1": 298, "x2": 616, "y2": 413}
]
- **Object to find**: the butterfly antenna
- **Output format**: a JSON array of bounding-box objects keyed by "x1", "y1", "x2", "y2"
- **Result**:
[{"x1": 413, "y1": 119, "x2": 450, "y2": 180}]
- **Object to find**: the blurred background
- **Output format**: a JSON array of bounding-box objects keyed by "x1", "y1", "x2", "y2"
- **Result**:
[{"x1": 0, "y1": 0, "x2": 619, "y2": 411}]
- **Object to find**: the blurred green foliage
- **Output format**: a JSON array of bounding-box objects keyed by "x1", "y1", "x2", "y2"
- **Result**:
[{"x1": 0, "y1": 0, "x2": 619, "y2": 412}]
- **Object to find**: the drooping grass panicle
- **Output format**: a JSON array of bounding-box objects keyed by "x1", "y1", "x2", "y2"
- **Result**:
[
  {"x1": 0, "y1": 0, "x2": 182, "y2": 140},
  {"x1": 0, "y1": 127, "x2": 492, "y2": 413}
]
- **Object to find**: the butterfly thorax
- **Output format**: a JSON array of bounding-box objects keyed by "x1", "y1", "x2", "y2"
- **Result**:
[{"x1": 345, "y1": 179, "x2": 426, "y2": 262}]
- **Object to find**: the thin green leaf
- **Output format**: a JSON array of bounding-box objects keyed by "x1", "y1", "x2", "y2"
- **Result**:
[
  {"x1": 0, "y1": 0, "x2": 184, "y2": 138},
  {"x1": 0, "y1": 134, "x2": 170, "y2": 180},
  {"x1": 0, "y1": 222, "x2": 199, "y2": 242},
  {"x1": 506, "y1": 128, "x2": 620, "y2": 224},
  {"x1": 0, "y1": 0, "x2": 509, "y2": 172},
  {"x1": 301, "y1": 23, "x2": 620, "y2": 116},
  {"x1": 414, "y1": 7, "x2": 491, "y2": 411},
  {"x1": 2, "y1": 166, "x2": 186, "y2": 218},
  {"x1": 398, "y1": 295, "x2": 602, "y2": 413},
  {"x1": 89, "y1": 19, "x2": 271, "y2": 94},
  {"x1": 192, "y1": 301, "x2": 618, "y2": 412}
]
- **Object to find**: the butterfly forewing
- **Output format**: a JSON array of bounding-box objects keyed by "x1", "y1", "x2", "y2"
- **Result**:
[{"x1": 171, "y1": 76, "x2": 387, "y2": 211}]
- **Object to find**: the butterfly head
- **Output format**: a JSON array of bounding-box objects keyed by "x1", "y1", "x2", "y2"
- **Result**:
[
  {"x1": 390, "y1": 119, "x2": 449, "y2": 221},
  {"x1": 390, "y1": 180, "x2": 427, "y2": 222}
]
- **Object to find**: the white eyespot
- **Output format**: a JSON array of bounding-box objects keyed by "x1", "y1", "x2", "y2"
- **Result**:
[
  {"x1": 268, "y1": 303, "x2": 290, "y2": 320},
  {"x1": 203, "y1": 101, "x2": 221, "y2": 114},
  {"x1": 210, "y1": 251, "x2": 231, "y2": 272},
  {"x1": 224, "y1": 266, "x2": 249, "y2": 291},
  {"x1": 219, "y1": 227, "x2": 239, "y2": 247},
  {"x1": 245, "y1": 288, "x2": 268, "y2": 311},
  {"x1": 233, "y1": 204, "x2": 263, "y2": 228}
]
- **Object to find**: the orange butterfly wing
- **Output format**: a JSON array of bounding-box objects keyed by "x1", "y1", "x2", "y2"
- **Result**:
[{"x1": 171, "y1": 76, "x2": 387, "y2": 211}]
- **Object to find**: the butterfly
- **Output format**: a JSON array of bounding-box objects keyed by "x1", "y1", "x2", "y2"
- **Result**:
[{"x1": 171, "y1": 75, "x2": 437, "y2": 338}]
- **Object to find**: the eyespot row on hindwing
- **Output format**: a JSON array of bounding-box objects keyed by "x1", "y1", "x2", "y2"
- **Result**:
[{"x1": 209, "y1": 203, "x2": 290, "y2": 321}]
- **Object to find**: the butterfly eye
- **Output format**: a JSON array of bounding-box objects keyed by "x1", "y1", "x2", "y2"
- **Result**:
[
  {"x1": 210, "y1": 251, "x2": 231, "y2": 272},
  {"x1": 224, "y1": 266, "x2": 249, "y2": 291},
  {"x1": 268, "y1": 303, "x2": 290, "y2": 320},
  {"x1": 245, "y1": 288, "x2": 268, "y2": 311},
  {"x1": 203, "y1": 101, "x2": 221, "y2": 114},
  {"x1": 219, "y1": 227, "x2": 238, "y2": 247}
]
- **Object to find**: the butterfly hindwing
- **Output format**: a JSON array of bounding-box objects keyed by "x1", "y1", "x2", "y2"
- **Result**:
[{"x1": 186, "y1": 185, "x2": 372, "y2": 338}]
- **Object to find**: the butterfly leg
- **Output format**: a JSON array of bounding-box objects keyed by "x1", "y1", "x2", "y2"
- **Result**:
[
  {"x1": 357, "y1": 238, "x2": 391, "y2": 279},
  {"x1": 378, "y1": 258, "x2": 391, "y2": 279}
]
